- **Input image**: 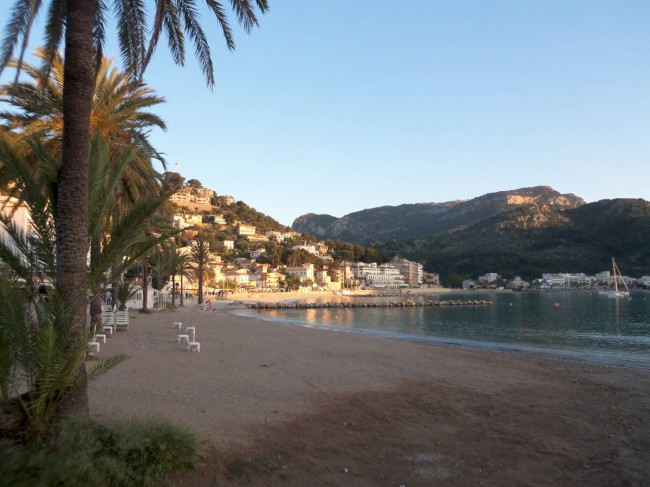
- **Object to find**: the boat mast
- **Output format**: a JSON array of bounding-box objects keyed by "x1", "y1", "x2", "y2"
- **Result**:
[
  {"x1": 612, "y1": 258, "x2": 619, "y2": 292},
  {"x1": 613, "y1": 258, "x2": 630, "y2": 294}
]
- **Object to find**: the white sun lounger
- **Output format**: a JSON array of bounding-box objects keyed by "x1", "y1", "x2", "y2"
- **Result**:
[{"x1": 115, "y1": 310, "x2": 129, "y2": 330}]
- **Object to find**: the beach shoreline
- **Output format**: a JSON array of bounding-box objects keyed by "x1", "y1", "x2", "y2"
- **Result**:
[{"x1": 88, "y1": 305, "x2": 650, "y2": 486}]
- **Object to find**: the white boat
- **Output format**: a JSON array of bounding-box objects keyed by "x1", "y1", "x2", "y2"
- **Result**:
[{"x1": 598, "y1": 258, "x2": 630, "y2": 299}]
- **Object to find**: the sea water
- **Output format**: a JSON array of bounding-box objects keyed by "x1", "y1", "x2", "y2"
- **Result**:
[{"x1": 234, "y1": 291, "x2": 650, "y2": 368}]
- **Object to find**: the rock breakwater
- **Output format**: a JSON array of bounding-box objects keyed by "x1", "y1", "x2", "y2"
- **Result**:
[{"x1": 243, "y1": 299, "x2": 492, "y2": 309}]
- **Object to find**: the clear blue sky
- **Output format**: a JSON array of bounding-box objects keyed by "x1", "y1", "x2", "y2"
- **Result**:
[{"x1": 2, "y1": 1, "x2": 649, "y2": 226}]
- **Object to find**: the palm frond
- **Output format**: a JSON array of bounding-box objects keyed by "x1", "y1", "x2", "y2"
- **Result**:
[
  {"x1": 41, "y1": 0, "x2": 67, "y2": 75},
  {"x1": 228, "y1": 0, "x2": 259, "y2": 33},
  {"x1": 83, "y1": 353, "x2": 129, "y2": 383},
  {"x1": 144, "y1": 0, "x2": 168, "y2": 70},
  {"x1": 93, "y1": 0, "x2": 108, "y2": 72},
  {"x1": 178, "y1": 0, "x2": 215, "y2": 88},
  {"x1": 0, "y1": 0, "x2": 43, "y2": 76},
  {"x1": 205, "y1": 0, "x2": 235, "y2": 50},
  {"x1": 89, "y1": 189, "x2": 175, "y2": 288},
  {"x1": 163, "y1": 0, "x2": 186, "y2": 66},
  {"x1": 115, "y1": 0, "x2": 148, "y2": 78}
]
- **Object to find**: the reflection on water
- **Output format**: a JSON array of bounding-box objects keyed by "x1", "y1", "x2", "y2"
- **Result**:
[{"x1": 235, "y1": 291, "x2": 650, "y2": 368}]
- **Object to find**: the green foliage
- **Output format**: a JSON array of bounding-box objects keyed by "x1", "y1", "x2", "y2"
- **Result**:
[
  {"x1": 212, "y1": 199, "x2": 288, "y2": 234},
  {"x1": 116, "y1": 281, "x2": 138, "y2": 310},
  {"x1": 443, "y1": 273, "x2": 463, "y2": 289},
  {"x1": 0, "y1": 416, "x2": 202, "y2": 487},
  {"x1": 284, "y1": 274, "x2": 301, "y2": 291},
  {"x1": 327, "y1": 240, "x2": 387, "y2": 264},
  {"x1": 0, "y1": 274, "x2": 127, "y2": 438}
]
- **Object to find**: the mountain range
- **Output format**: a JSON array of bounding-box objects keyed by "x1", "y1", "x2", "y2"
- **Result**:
[{"x1": 292, "y1": 186, "x2": 650, "y2": 279}]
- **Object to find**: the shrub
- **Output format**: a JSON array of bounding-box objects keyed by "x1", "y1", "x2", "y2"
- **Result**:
[{"x1": 0, "y1": 416, "x2": 202, "y2": 486}]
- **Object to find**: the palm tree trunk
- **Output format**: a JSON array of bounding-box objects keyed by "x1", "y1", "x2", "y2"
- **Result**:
[
  {"x1": 197, "y1": 263, "x2": 204, "y2": 304},
  {"x1": 56, "y1": 0, "x2": 95, "y2": 416},
  {"x1": 141, "y1": 259, "x2": 149, "y2": 312},
  {"x1": 171, "y1": 273, "x2": 176, "y2": 308},
  {"x1": 180, "y1": 274, "x2": 185, "y2": 306},
  {"x1": 111, "y1": 280, "x2": 119, "y2": 308}
]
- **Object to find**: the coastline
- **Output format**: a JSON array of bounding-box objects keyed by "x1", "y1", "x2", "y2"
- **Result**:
[{"x1": 88, "y1": 305, "x2": 650, "y2": 485}]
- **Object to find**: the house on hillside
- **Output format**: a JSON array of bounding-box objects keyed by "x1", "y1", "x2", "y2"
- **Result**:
[
  {"x1": 285, "y1": 263, "x2": 315, "y2": 283},
  {"x1": 238, "y1": 224, "x2": 256, "y2": 236},
  {"x1": 224, "y1": 268, "x2": 251, "y2": 289}
]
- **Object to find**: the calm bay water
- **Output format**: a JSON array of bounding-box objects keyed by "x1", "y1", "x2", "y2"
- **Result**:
[{"x1": 235, "y1": 291, "x2": 650, "y2": 368}]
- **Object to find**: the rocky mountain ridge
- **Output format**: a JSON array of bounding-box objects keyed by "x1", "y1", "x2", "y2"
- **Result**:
[{"x1": 292, "y1": 186, "x2": 585, "y2": 244}]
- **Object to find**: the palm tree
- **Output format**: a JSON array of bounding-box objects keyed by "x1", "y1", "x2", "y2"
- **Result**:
[
  {"x1": 177, "y1": 253, "x2": 194, "y2": 307},
  {"x1": 163, "y1": 244, "x2": 191, "y2": 309},
  {"x1": 0, "y1": 137, "x2": 139, "y2": 437},
  {"x1": 191, "y1": 236, "x2": 212, "y2": 304},
  {"x1": 0, "y1": 0, "x2": 268, "y2": 382},
  {"x1": 2, "y1": 48, "x2": 167, "y2": 193}
]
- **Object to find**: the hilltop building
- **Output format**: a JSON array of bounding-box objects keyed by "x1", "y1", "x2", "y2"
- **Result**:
[{"x1": 170, "y1": 187, "x2": 213, "y2": 211}]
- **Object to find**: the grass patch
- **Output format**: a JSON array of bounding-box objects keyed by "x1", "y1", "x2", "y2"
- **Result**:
[{"x1": 0, "y1": 416, "x2": 203, "y2": 486}]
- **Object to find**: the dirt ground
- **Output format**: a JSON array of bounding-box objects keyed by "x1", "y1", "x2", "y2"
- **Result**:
[
  {"x1": 169, "y1": 367, "x2": 649, "y2": 486},
  {"x1": 88, "y1": 307, "x2": 650, "y2": 486}
]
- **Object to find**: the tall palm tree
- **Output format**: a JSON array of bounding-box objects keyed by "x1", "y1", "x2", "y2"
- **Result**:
[
  {"x1": 163, "y1": 244, "x2": 191, "y2": 309},
  {"x1": 0, "y1": 0, "x2": 268, "y2": 370},
  {"x1": 177, "y1": 252, "x2": 193, "y2": 307},
  {"x1": 191, "y1": 236, "x2": 212, "y2": 304}
]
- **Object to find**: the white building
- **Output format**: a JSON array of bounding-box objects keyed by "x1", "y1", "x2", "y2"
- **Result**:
[
  {"x1": 285, "y1": 263, "x2": 315, "y2": 283},
  {"x1": 350, "y1": 262, "x2": 406, "y2": 289},
  {"x1": 478, "y1": 273, "x2": 498, "y2": 284},
  {"x1": 292, "y1": 244, "x2": 318, "y2": 256},
  {"x1": 266, "y1": 231, "x2": 285, "y2": 242},
  {"x1": 238, "y1": 224, "x2": 256, "y2": 236},
  {"x1": 542, "y1": 273, "x2": 591, "y2": 288},
  {"x1": 224, "y1": 268, "x2": 251, "y2": 287}
]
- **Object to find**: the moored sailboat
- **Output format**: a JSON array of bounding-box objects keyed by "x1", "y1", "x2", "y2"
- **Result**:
[{"x1": 598, "y1": 258, "x2": 630, "y2": 299}]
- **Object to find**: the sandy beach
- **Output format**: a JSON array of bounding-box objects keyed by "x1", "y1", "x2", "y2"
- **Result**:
[{"x1": 88, "y1": 302, "x2": 650, "y2": 486}]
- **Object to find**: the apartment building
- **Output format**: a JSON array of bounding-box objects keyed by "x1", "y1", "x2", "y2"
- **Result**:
[{"x1": 390, "y1": 257, "x2": 423, "y2": 286}]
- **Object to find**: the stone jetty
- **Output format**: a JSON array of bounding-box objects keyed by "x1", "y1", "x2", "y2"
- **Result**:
[{"x1": 243, "y1": 299, "x2": 492, "y2": 309}]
